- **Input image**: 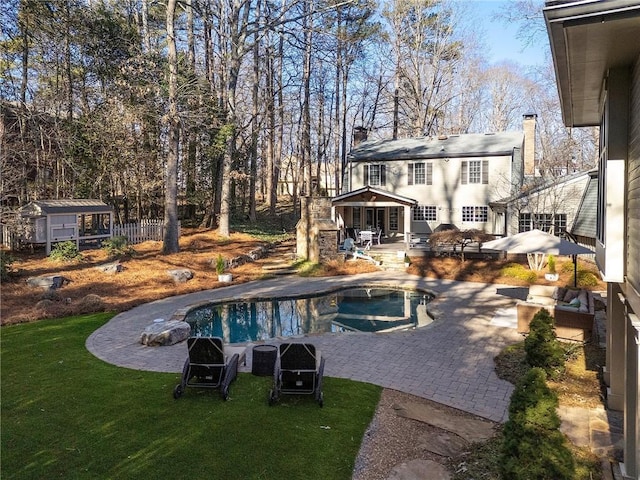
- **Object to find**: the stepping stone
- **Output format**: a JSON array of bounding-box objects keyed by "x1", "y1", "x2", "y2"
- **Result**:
[
  {"x1": 417, "y1": 431, "x2": 468, "y2": 458},
  {"x1": 393, "y1": 402, "x2": 495, "y2": 443},
  {"x1": 387, "y1": 459, "x2": 450, "y2": 480}
]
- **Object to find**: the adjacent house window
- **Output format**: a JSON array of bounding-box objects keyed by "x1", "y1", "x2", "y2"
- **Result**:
[
  {"x1": 408, "y1": 162, "x2": 432, "y2": 185},
  {"x1": 389, "y1": 207, "x2": 399, "y2": 231},
  {"x1": 519, "y1": 212, "x2": 567, "y2": 235},
  {"x1": 462, "y1": 206, "x2": 488, "y2": 222},
  {"x1": 412, "y1": 205, "x2": 437, "y2": 222},
  {"x1": 519, "y1": 213, "x2": 532, "y2": 232},
  {"x1": 461, "y1": 160, "x2": 489, "y2": 184},
  {"x1": 364, "y1": 164, "x2": 386, "y2": 186}
]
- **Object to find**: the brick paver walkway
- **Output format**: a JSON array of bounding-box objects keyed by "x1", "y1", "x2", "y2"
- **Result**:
[{"x1": 86, "y1": 272, "x2": 525, "y2": 422}]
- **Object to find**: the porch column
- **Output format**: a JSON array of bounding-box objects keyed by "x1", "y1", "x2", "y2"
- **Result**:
[
  {"x1": 606, "y1": 283, "x2": 625, "y2": 411},
  {"x1": 621, "y1": 311, "x2": 640, "y2": 480},
  {"x1": 403, "y1": 205, "x2": 412, "y2": 242}
]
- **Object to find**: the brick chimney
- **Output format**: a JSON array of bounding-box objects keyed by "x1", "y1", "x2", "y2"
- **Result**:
[
  {"x1": 523, "y1": 113, "x2": 537, "y2": 176},
  {"x1": 353, "y1": 126, "x2": 368, "y2": 147}
]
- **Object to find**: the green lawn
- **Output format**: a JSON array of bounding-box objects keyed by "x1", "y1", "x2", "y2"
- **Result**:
[{"x1": 1, "y1": 313, "x2": 381, "y2": 479}]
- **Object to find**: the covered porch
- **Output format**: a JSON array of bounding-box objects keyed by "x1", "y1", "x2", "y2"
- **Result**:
[{"x1": 331, "y1": 186, "x2": 417, "y2": 247}]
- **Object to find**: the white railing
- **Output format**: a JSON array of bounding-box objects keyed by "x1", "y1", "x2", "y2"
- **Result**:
[
  {"x1": 112, "y1": 219, "x2": 180, "y2": 245},
  {"x1": 0, "y1": 224, "x2": 20, "y2": 250}
]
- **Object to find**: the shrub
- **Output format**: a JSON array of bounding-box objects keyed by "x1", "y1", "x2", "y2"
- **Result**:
[
  {"x1": 215, "y1": 254, "x2": 225, "y2": 275},
  {"x1": 501, "y1": 263, "x2": 537, "y2": 283},
  {"x1": 573, "y1": 271, "x2": 599, "y2": 287},
  {"x1": 500, "y1": 367, "x2": 575, "y2": 479},
  {"x1": 547, "y1": 254, "x2": 556, "y2": 274},
  {"x1": 1, "y1": 250, "x2": 14, "y2": 281},
  {"x1": 49, "y1": 241, "x2": 82, "y2": 262},
  {"x1": 524, "y1": 309, "x2": 565, "y2": 378},
  {"x1": 102, "y1": 236, "x2": 136, "y2": 259}
]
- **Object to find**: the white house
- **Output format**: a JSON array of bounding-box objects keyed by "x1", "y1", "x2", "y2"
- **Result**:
[
  {"x1": 333, "y1": 116, "x2": 538, "y2": 240},
  {"x1": 544, "y1": 1, "x2": 640, "y2": 478}
]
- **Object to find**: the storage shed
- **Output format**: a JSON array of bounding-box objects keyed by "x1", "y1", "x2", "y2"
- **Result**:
[{"x1": 18, "y1": 199, "x2": 114, "y2": 254}]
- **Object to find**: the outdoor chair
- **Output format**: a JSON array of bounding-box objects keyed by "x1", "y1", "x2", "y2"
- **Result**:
[
  {"x1": 173, "y1": 336, "x2": 240, "y2": 400},
  {"x1": 268, "y1": 343, "x2": 325, "y2": 407}
]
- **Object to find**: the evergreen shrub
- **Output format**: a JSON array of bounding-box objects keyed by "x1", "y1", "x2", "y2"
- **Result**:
[
  {"x1": 500, "y1": 367, "x2": 575, "y2": 479},
  {"x1": 49, "y1": 241, "x2": 82, "y2": 262},
  {"x1": 524, "y1": 308, "x2": 565, "y2": 378},
  {"x1": 102, "y1": 235, "x2": 136, "y2": 259}
]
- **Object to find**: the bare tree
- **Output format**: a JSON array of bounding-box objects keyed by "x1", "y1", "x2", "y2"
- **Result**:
[{"x1": 162, "y1": 0, "x2": 180, "y2": 253}]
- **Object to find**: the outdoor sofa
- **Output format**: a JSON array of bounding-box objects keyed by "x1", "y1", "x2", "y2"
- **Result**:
[{"x1": 516, "y1": 285, "x2": 595, "y2": 342}]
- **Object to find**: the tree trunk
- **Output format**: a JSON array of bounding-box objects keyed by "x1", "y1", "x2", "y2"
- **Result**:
[{"x1": 162, "y1": 0, "x2": 180, "y2": 254}]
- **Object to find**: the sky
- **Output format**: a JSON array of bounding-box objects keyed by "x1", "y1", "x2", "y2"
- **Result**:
[{"x1": 463, "y1": 0, "x2": 550, "y2": 68}]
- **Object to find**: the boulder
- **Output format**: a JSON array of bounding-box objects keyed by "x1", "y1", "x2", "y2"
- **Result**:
[
  {"x1": 95, "y1": 261, "x2": 123, "y2": 274},
  {"x1": 27, "y1": 275, "x2": 69, "y2": 290},
  {"x1": 167, "y1": 268, "x2": 194, "y2": 283},
  {"x1": 140, "y1": 320, "x2": 190, "y2": 346}
]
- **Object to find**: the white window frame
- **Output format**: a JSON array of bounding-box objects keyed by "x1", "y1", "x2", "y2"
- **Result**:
[
  {"x1": 462, "y1": 206, "x2": 488, "y2": 222},
  {"x1": 412, "y1": 205, "x2": 437, "y2": 222}
]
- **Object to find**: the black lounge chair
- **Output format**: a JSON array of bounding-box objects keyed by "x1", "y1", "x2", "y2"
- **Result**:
[
  {"x1": 174, "y1": 337, "x2": 239, "y2": 400},
  {"x1": 269, "y1": 343, "x2": 325, "y2": 407}
]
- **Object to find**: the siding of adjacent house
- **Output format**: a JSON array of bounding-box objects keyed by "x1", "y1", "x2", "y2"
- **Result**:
[{"x1": 628, "y1": 55, "x2": 640, "y2": 308}]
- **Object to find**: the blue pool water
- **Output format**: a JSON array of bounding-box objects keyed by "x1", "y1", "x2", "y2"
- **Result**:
[{"x1": 184, "y1": 287, "x2": 433, "y2": 344}]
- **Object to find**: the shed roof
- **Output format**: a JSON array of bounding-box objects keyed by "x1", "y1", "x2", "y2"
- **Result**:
[
  {"x1": 19, "y1": 199, "x2": 113, "y2": 216},
  {"x1": 348, "y1": 131, "x2": 524, "y2": 162},
  {"x1": 571, "y1": 171, "x2": 598, "y2": 238}
]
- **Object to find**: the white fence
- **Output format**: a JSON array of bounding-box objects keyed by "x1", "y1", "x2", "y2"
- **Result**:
[
  {"x1": 1, "y1": 219, "x2": 178, "y2": 250},
  {"x1": 113, "y1": 219, "x2": 179, "y2": 245},
  {"x1": 0, "y1": 224, "x2": 20, "y2": 250}
]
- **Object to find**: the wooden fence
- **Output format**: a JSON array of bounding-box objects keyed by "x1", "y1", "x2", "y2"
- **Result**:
[
  {"x1": 0, "y1": 224, "x2": 20, "y2": 250},
  {"x1": 112, "y1": 219, "x2": 179, "y2": 245},
  {"x1": 1, "y1": 219, "x2": 178, "y2": 250}
]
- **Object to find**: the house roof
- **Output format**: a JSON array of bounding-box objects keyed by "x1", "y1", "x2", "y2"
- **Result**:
[
  {"x1": 491, "y1": 170, "x2": 592, "y2": 206},
  {"x1": 348, "y1": 132, "x2": 524, "y2": 162},
  {"x1": 571, "y1": 170, "x2": 598, "y2": 238},
  {"x1": 332, "y1": 186, "x2": 417, "y2": 206},
  {"x1": 544, "y1": 0, "x2": 640, "y2": 127},
  {"x1": 19, "y1": 199, "x2": 113, "y2": 216}
]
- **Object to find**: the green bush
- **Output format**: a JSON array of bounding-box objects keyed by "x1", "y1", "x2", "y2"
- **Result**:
[
  {"x1": 49, "y1": 241, "x2": 82, "y2": 262},
  {"x1": 500, "y1": 367, "x2": 575, "y2": 479},
  {"x1": 547, "y1": 254, "x2": 556, "y2": 274},
  {"x1": 524, "y1": 309, "x2": 565, "y2": 378},
  {"x1": 501, "y1": 263, "x2": 537, "y2": 283},
  {"x1": 573, "y1": 271, "x2": 599, "y2": 287},
  {"x1": 1, "y1": 250, "x2": 14, "y2": 281},
  {"x1": 102, "y1": 236, "x2": 136, "y2": 259}
]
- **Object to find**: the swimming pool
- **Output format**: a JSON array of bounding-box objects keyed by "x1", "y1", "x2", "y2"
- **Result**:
[{"x1": 184, "y1": 287, "x2": 434, "y2": 343}]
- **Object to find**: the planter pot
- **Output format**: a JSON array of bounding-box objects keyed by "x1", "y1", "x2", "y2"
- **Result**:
[
  {"x1": 404, "y1": 263, "x2": 410, "y2": 268},
  {"x1": 545, "y1": 273, "x2": 559, "y2": 281},
  {"x1": 218, "y1": 273, "x2": 233, "y2": 283}
]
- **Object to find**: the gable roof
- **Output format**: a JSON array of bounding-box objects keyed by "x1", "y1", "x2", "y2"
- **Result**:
[
  {"x1": 19, "y1": 199, "x2": 113, "y2": 216},
  {"x1": 491, "y1": 170, "x2": 591, "y2": 206},
  {"x1": 332, "y1": 186, "x2": 417, "y2": 206},
  {"x1": 348, "y1": 132, "x2": 524, "y2": 162}
]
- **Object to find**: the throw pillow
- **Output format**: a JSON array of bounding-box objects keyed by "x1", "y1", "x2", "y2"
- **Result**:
[
  {"x1": 553, "y1": 287, "x2": 567, "y2": 301},
  {"x1": 563, "y1": 289, "x2": 580, "y2": 303},
  {"x1": 578, "y1": 290, "x2": 589, "y2": 313},
  {"x1": 569, "y1": 297, "x2": 581, "y2": 308}
]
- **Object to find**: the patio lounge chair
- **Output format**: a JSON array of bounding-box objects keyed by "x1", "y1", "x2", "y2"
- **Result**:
[
  {"x1": 340, "y1": 237, "x2": 380, "y2": 265},
  {"x1": 268, "y1": 343, "x2": 325, "y2": 407},
  {"x1": 173, "y1": 337, "x2": 240, "y2": 400}
]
